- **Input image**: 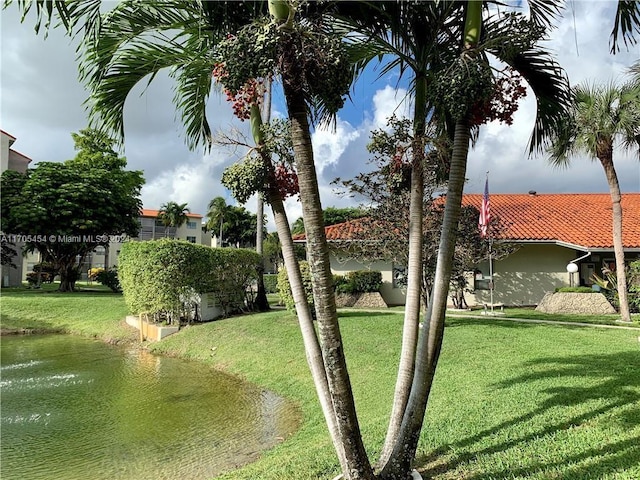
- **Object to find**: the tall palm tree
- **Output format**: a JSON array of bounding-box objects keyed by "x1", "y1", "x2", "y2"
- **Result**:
[
  {"x1": 548, "y1": 78, "x2": 639, "y2": 323},
  {"x1": 334, "y1": 2, "x2": 570, "y2": 474},
  {"x1": 206, "y1": 196, "x2": 229, "y2": 247}
]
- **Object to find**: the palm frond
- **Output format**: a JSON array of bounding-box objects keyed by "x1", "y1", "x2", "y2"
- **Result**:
[{"x1": 611, "y1": 0, "x2": 640, "y2": 53}]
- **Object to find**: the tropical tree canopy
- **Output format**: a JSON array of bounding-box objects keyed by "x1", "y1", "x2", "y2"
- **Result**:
[{"x1": 0, "y1": 129, "x2": 143, "y2": 292}]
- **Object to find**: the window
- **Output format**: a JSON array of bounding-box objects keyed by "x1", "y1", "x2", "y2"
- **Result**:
[
  {"x1": 186, "y1": 236, "x2": 196, "y2": 243},
  {"x1": 187, "y1": 221, "x2": 197, "y2": 229},
  {"x1": 392, "y1": 264, "x2": 406, "y2": 288}
]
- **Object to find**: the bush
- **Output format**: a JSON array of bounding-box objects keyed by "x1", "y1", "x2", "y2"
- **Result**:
[
  {"x1": 347, "y1": 270, "x2": 382, "y2": 293},
  {"x1": 96, "y1": 268, "x2": 121, "y2": 293},
  {"x1": 555, "y1": 286, "x2": 596, "y2": 293},
  {"x1": 277, "y1": 261, "x2": 314, "y2": 313},
  {"x1": 118, "y1": 240, "x2": 261, "y2": 323},
  {"x1": 334, "y1": 270, "x2": 383, "y2": 294},
  {"x1": 88, "y1": 267, "x2": 105, "y2": 281},
  {"x1": 26, "y1": 272, "x2": 51, "y2": 285},
  {"x1": 33, "y1": 262, "x2": 57, "y2": 283},
  {"x1": 263, "y1": 273, "x2": 279, "y2": 294}
]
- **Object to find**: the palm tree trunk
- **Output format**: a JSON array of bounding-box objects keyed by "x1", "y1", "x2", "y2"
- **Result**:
[
  {"x1": 254, "y1": 79, "x2": 273, "y2": 312},
  {"x1": 266, "y1": 185, "x2": 348, "y2": 472},
  {"x1": 378, "y1": 75, "x2": 427, "y2": 467},
  {"x1": 600, "y1": 154, "x2": 631, "y2": 322},
  {"x1": 380, "y1": 118, "x2": 471, "y2": 479},
  {"x1": 250, "y1": 82, "x2": 347, "y2": 470},
  {"x1": 283, "y1": 82, "x2": 374, "y2": 479}
]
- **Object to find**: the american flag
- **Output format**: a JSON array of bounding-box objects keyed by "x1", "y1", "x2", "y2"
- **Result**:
[{"x1": 479, "y1": 177, "x2": 491, "y2": 238}]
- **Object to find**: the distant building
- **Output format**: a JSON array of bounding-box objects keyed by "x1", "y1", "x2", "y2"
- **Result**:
[
  {"x1": 1, "y1": 130, "x2": 32, "y2": 287},
  {"x1": 87, "y1": 208, "x2": 205, "y2": 271}
]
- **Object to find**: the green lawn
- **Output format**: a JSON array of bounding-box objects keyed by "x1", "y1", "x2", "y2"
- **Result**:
[
  {"x1": 449, "y1": 306, "x2": 640, "y2": 328},
  {"x1": 1, "y1": 288, "x2": 639, "y2": 479}
]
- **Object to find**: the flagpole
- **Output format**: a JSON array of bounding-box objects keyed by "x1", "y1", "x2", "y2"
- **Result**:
[{"x1": 489, "y1": 236, "x2": 494, "y2": 315}]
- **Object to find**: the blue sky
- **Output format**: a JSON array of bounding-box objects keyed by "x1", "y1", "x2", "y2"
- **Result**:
[{"x1": 1, "y1": 1, "x2": 638, "y2": 229}]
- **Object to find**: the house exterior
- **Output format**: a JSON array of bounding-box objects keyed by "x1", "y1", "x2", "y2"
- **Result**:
[
  {"x1": 1, "y1": 130, "x2": 33, "y2": 287},
  {"x1": 294, "y1": 193, "x2": 640, "y2": 307}
]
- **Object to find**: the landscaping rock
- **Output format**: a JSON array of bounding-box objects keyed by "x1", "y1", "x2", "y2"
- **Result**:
[
  {"x1": 335, "y1": 292, "x2": 388, "y2": 308},
  {"x1": 535, "y1": 292, "x2": 615, "y2": 315}
]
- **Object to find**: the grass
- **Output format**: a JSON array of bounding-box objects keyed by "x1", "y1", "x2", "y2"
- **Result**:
[
  {"x1": 0, "y1": 283, "x2": 135, "y2": 342},
  {"x1": 2, "y1": 288, "x2": 639, "y2": 479},
  {"x1": 449, "y1": 306, "x2": 640, "y2": 328}
]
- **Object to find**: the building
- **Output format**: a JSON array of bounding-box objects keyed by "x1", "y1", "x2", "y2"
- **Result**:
[
  {"x1": 89, "y1": 208, "x2": 205, "y2": 270},
  {"x1": 294, "y1": 193, "x2": 640, "y2": 307},
  {"x1": 1, "y1": 130, "x2": 32, "y2": 287}
]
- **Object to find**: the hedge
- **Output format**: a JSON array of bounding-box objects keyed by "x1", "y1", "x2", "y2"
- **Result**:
[
  {"x1": 263, "y1": 273, "x2": 279, "y2": 294},
  {"x1": 335, "y1": 270, "x2": 382, "y2": 294},
  {"x1": 277, "y1": 261, "x2": 314, "y2": 313},
  {"x1": 118, "y1": 240, "x2": 260, "y2": 322}
]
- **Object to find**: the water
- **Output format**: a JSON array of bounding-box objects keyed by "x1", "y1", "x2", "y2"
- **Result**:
[{"x1": 0, "y1": 335, "x2": 299, "y2": 480}]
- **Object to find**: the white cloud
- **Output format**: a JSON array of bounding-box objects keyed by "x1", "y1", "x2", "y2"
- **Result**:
[
  {"x1": 311, "y1": 120, "x2": 361, "y2": 174},
  {"x1": 371, "y1": 86, "x2": 411, "y2": 128}
]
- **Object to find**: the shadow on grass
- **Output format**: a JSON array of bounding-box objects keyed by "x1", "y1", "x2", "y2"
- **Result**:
[
  {"x1": 417, "y1": 351, "x2": 640, "y2": 479},
  {"x1": 338, "y1": 310, "x2": 399, "y2": 319}
]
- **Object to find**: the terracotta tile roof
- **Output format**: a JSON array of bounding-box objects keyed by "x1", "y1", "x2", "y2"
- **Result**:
[
  {"x1": 140, "y1": 208, "x2": 203, "y2": 219},
  {"x1": 294, "y1": 193, "x2": 640, "y2": 251}
]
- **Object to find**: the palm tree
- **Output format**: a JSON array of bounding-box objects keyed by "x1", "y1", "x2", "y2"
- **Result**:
[
  {"x1": 157, "y1": 201, "x2": 190, "y2": 239},
  {"x1": 158, "y1": 201, "x2": 190, "y2": 228},
  {"x1": 206, "y1": 196, "x2": 229, "y2": 247},
  {"x1": 548, "y1": 78, "x2": 639, "y2": 322},
  {"x1": 334, "y1": 2, "x2": 570, "y2": 474}
]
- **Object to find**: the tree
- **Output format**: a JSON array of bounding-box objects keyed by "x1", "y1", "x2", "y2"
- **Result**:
[
  {"x1": 291, "y1": 207, "x2": 367, "y2": 234},
  {"x1": 0, "y1": 129, "x2": 143, "y2": 292},
  {"x1": 205, "y1": 196, "x2": 230, "y2": 246},
  {"x1": 263, "y1": 231, "x2": 283, "y2": 273},
  {"x1": 223, "y1": 205, "x2": 262, "y2": 248},
  {"x1": 547, "y1": 76, "x2": 640, "y2": 322},
  {"x1": 158, "y1": 201, "x2": 190, "y2": 229}
]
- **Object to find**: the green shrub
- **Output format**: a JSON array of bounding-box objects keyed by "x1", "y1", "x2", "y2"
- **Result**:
[
  {"x1": 118, "y1": 240, "x2": 260, "y2": 322},
  {"x1": 333, "y1": 274, "x2": 352, "y2": 294},
  {"x1": 96, "y1": 267, "x2": 121, "y2": 293},
  {"x1": 347, "y1": 270, "x2": 382, "y2": 293},
  {"x1": 555, "y1": 286, "x2": 596, "y2": 293},
  {"x1": 277, "y1": 261, "x2": 314, "y2": 313},
  {"x1": 263, "y1": 273, "x2": 279, "y2": 294}
]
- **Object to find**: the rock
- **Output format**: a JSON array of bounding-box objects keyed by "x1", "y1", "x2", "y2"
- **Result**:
[
  {"x1": 535, "y1": 292, "x2": 615, "y2": 315},
  {"x1": 335, "y1": 292, "x2": 388, "y2": 308}
]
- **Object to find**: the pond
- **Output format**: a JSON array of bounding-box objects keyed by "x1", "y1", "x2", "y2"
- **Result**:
[{"x1": 1, "y1": 335, "x2": 300, "y2": 480}]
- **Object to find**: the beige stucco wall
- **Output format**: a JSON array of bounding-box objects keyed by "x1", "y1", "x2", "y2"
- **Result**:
[
  {"x1": 466, "y1": 243, "x2": 577, "y2": 307},
  {"x1": 328, "y1": 243, "x2": 580, "y2": 308},
  {"x1": 328, "y1": 255, "x2": 406, "y2": 306}
]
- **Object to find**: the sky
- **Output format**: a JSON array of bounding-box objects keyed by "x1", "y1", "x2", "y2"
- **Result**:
[{"x1": 1, "y1": 1, "x2": 639, "y2": 231}]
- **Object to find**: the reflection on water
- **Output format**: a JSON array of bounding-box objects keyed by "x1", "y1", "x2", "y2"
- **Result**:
[{"x1": 1, "y1": 335, "x2": 299, "y2": 480}]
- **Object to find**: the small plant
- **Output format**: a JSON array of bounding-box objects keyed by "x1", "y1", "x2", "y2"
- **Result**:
[
  {"x1": 555, "y1": 286, "x2": 596, "y2": 293},
  {"x1": 88, "y1": 267, "x2": 105, "y2": 281},
  {"x1": 96, "y1": 268, "x2": 121, "y2": 293}
]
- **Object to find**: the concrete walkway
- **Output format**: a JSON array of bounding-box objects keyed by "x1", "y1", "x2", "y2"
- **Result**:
[{"x1": 337, "y1": 308, "x2": 640, "y2": 331}]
